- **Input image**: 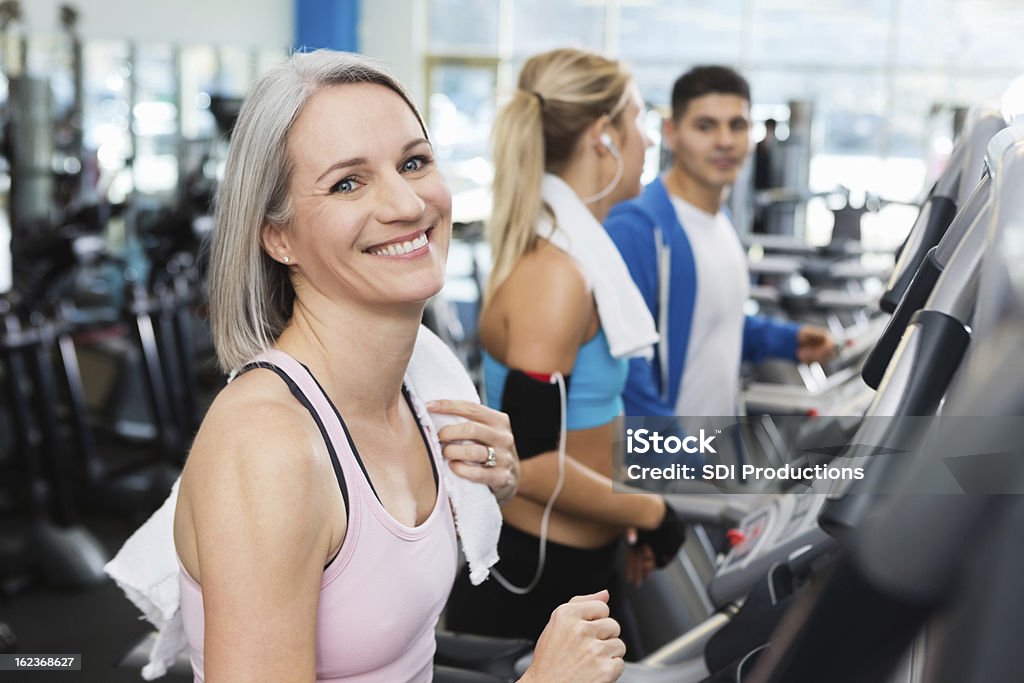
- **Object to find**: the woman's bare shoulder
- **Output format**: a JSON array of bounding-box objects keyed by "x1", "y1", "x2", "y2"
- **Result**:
[
  {"x1": 489, "y1": 239, "x2": 595, "y2": 373},
  {"x1": 517, "y1": 238, "x2": 588, "y2": 288},
  {"x1": 181, "y1": 368, "x2": 331, "y2": 506},
  {"x1": 195, "y1": 368, "x2": 319, "y2": 452},
  {"x1": 176, "y1": 367, "x2": 339, "y2": 581},
  {"x1": 500, "y1": 240, "x2": 590, "y2": 318}
]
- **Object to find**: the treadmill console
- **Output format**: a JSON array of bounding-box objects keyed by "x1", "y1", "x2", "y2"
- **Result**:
[{"x1": 708, "y1": 494, "x2": 833, "y2": 608}]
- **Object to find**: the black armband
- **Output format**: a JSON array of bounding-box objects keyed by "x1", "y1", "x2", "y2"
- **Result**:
[
  {"x1": 637, "y1": 502, "x2": 687, "y2": 568},
  {"x1": 500, "y1": 369, "x2": 571, "y2": 460}
]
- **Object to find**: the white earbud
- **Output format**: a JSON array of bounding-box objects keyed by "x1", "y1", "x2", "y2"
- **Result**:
[
  {"x1": 599, "y1": 132, "x2": 620, "y2": 159},
  {"x1": 582, "y1": 132, "x2": 624, "y2": 204}
]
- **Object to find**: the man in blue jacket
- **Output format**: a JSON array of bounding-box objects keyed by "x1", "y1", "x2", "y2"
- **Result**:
[{"x1": 605, "y1": 65, "x2": 834, "y2": 421}]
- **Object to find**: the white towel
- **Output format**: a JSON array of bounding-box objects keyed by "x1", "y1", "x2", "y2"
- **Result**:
[
  {"x1": 105, "y1": 480, "x2": 187, "y2": 680},
  {"x1": 104, "y1": 325, "x2": 502, "y2": 680},
  {"x1": 538, "y1": 173, "x2": 659, "y2": 359}
]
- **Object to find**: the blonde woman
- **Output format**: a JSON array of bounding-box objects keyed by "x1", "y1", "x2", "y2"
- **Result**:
[
  {"x1": 172, "y1": 50, "x2": 625, "y2": 683},
  {"x1": 445, "y1": 48, "x2": 687, "y2": 646}
]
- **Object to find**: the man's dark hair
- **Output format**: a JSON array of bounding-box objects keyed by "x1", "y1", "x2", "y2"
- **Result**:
[{"x1": 671, "y1": 65, "x2": 750, "y2": 121}]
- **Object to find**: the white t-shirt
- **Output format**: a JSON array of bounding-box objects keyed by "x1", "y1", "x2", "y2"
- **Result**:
[{"x1": 669, "y1": 195, "x2": 749, "y2": 417}]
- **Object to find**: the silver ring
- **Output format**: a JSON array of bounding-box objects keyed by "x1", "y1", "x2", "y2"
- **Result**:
[{"x1": 484, "y1": 446, "x2": 498, "y2": 468}]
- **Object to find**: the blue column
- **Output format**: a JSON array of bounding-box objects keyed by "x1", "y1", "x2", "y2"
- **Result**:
[{"x1": 295, "y1": 0, "x2": 359, "y2": 52}]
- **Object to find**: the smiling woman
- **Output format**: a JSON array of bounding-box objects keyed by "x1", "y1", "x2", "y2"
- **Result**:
[
  {"x1": 170, "y1": 50, "x2": 626, "y2": 683},
  {"x1": 261, "y1": 82, "x2": 451, "y2": 313}
]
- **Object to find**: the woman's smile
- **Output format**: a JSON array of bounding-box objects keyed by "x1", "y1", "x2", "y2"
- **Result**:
[{"x1": 364, "y1": 227, "x2": 434, "y2": 258}]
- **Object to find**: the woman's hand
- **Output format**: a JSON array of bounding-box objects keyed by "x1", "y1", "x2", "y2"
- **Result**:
[
  {"x1": 519, "y1": 590, "x2": 625, "y2": 683},
  {"x1": 623, "y1": 528, "x2": 656, "y2": 587},
  {"x1": 634, "y1": 501, "x2": 687, "y2": 568},
  {"x1": 427, "y1": 400, "x2": 520, "y2": 504}
]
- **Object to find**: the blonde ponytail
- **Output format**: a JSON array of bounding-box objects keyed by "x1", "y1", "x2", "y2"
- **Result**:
[
  {"x1": 486, "y1": 90, "x2": 546, "y2": 301},
  {"x1": 485, "y1": 48, "x2": 631, "y2": 301}
]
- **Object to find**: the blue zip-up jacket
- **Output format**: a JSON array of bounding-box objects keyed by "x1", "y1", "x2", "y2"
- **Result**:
[{"x1": 604, "y1": 176, "x2": 800, "y2": 418}]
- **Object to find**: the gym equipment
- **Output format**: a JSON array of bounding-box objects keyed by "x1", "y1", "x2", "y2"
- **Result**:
[
  {"x1": 820, "y1": 125, "x2": 1022, "y2": 534},
  {"x1": 862, "y1": 108, "x2": 1008, "y2": 389},
  {"x1": 739, "y1": 189, "x2": 895, "y2": 417},
  {"x1": 0, "y1": 621, "x2": 15, "y2": 653},
  {"x1": 878, "y1": 107, "x2": 1006, "y2": 315},
  {"x1": 744, "y1": 122, "x2": 1024, "y2": 683},
  {"x1": 0, "y1": 296, "x2": 108, "y2": 588},
  {"x1": 743, "y1": 110, "x2": 1010, "y2": 417}
]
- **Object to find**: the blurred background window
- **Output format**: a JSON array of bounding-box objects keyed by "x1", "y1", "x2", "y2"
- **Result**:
[{"x1": 425, "y1": 0, "x2": 1024, "y2": 239}]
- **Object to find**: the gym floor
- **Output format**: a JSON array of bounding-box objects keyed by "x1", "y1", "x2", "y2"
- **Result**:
[
  {"x1": 2, "y1": 511, "x2": 192, "y2": 683},
  {"x1": 1, "y1": 365, "x2": 213, "y2": 683}
]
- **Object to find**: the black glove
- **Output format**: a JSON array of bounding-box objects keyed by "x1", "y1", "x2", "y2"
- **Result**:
[{"x1": 636, "y1": 501, "x2": 686, "y2": 568}]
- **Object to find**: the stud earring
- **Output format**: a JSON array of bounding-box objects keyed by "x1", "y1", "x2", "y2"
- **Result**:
[{"x1": 283, "y1": 256, "x2": 290, "y2": 264}]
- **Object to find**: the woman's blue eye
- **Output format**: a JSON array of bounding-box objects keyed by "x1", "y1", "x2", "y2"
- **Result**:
[
  {"x1": 333, "y1": 178, "x2": 357, "y2": 193},
  {"x1": 403, "y1": 156, "x2": 427, "y2": 172}
]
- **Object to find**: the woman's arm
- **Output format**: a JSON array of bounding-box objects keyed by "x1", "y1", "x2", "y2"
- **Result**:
[
  {"x1": 515, "y1": 452, "x2": 664, "y2": 529},
  {"x1": 178, "y1": 384, "x2": 339, "y2": 683},
  {"x1": 500, "y1": 245, "x2": 594, "y2": 376},
  {"x1": 497, "y1": 248, "x2": 665, "y2": 530}
]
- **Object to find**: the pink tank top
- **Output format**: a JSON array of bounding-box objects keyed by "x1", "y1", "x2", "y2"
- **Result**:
[{"x1": 178, "y1": 350, "x2": 458, "y2": 682}]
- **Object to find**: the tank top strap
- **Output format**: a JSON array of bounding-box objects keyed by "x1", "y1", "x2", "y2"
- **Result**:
[
  {"x1": 235, "y1": 349, "x2": 364, "y2": 515},
  {"x1": 400, "y1": 379, "x2": 447, "y2": 483}
]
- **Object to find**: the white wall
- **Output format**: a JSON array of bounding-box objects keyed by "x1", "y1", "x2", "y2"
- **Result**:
[
  {"x1": 359, "y1": 0, "x2": 428, "y2": 110},
  {"x1": 22, "y1": 0, "x2": 292, "y2": 48}
]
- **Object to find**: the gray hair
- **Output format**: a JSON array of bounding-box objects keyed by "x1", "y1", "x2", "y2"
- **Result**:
[{"x1": 208, "y1": 50, "x2": 427, "y2": 372}]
